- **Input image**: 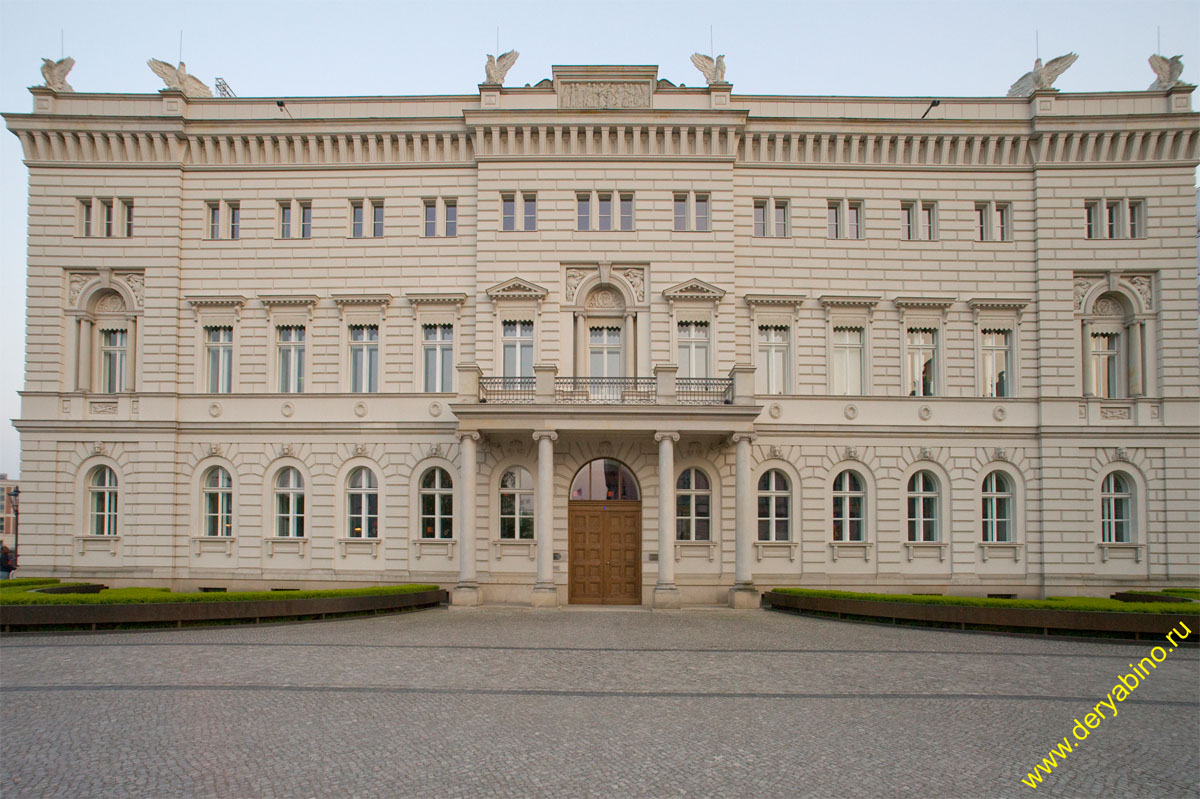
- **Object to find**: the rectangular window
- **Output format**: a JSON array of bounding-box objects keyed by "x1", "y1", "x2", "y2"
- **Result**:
[
  {"x1": 975, "y1": 203, "x2": 989, "y2": 241},
  {"x1": 372, "y1": 202, "x2": 384, "y2": 237},
  {"x1": 102, "y1": 200, "x2": 114, "y2": 237},
  {"x1": 276, "y1": 326, "x2": 305, "y2": 393},
  {"x1": 901, "y1": 202, "x2": 916, "y2": 240},
  {"x1": 757, "y1": 326, "x2": 789, "y2": 395},
  {"x1": 588, "y1": 327, "x2": 622, "y2": 378},
  {"x1": 349, "y1": 325, "x2": 379, "y2": 393},
  {"x1": 207, "y1": 203, "x2": 220, "y2": 239},
  {"x1": 906, "y1": 328, "x2": 937, "y2": 397},
  {"x1": 832, "y1": 327, "x2": 863, "y2": 395},
  {"x1": 674, "y1": 194, "x2": 688, "y2": 231},
  {"x1": 228, "y1": 203, "x2": 240, "y2": 240},
  {"x1": 921, "y1": 203, "x2": 935, "y2": 240},
  {"x1": 523, "y1": 193, "x2": 537, "y2": 231},
  {"x1": 423, "y1": 201, "x2": 436, "y2": 237},
  {"x1": 122, "y1": 200, "x2": 134, "y2": 237},
  {"x1": 280, "y1": 202, "x2": 292, "y2": 238},
  {"x1": 501, "y1": 194, "x2": 515, "y2": 231},
  {"x1": 597, "y1": 193, "x2": 612, "y2": 231},
  {"x1": 444, "y1": 200, "x2": 457, "y2": 237},
  {"x1": 299, "y1": 202, "x2": 312, "y2": 239},
  {"x1": 577, "y1": 193, "x2": 591, "y2": 231},
  {"x1": 981, "y1": 329, "x2": 1011, "y2": 398},
  {"x1": 695, "y1": 193, "x2": 710, "y2": 231},
  {"x1": 619, "y1": 193, "x2": 634, "y2": 231},
  {"x1": 81, "y1": 199, "x2": 93, "y2": 236},
  {"x1": 774, "y1": 200, "x2": 788, "y2": 238},
  {"x1": 204, "y1": 326, "x2": 233, "y2": 394},
  {"x1": 677, "y1": 321, "x2": 710, "y2": 379},
  {"x1": 502, "y1": 321, "x2": 534, "y2": 379},
  {"x1": 828, "y1": 202, "x2": 842, "y2": 238},
  {"x1": 423, "y1": 324, "x2": 454, "y2": 392},
  {"x1": 99, "y1": 329, "x2": 127, "y2": 393},
  {"x1": 1085, "y1": 201, "x2": 1101, "y2": 238},
  {"x1": 1106, "y1": 201, "x2": 1120, "y2": 238},
  {"x1": 996, "y1": 203, "x2": 1011, "y2": 241},
  {"x1": 847, "y1": 202, "x2": 862, "y2": 239},
  {"x1": 754, "y1": 200, "x2": 767, "y2": 237},
  {"x1": 1128, "y1": 200, "x2": 1145, "y2": 238},
  {"x1": 351, "y1": 202, "x2": 364, "y2": 238},
  {"x1": 1092, "y1": 332, "x2": 1119, "y2": 398}
]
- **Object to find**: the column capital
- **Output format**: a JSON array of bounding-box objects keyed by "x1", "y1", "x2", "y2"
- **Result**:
[
  {"x1": 654, "y1": 431, "x2": 680, "y2": 443},
  {"x1": 730, "y1": 432, "x2": 757, "y2": 445},
  {"x1": 532, "y1": 430, "x2": 558, "y2": 443},
  {"x1": 455, "y1": 431, "x2": 481, "y2": 443}
]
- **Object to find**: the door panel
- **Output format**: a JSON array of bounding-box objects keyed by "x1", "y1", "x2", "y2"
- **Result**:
[{"x1": 568, "y1": 501, "x2": 641, "y2": 604}]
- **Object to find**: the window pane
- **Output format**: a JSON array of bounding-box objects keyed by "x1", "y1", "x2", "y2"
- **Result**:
[
  {"x1": 674, "y1": 196, "x2": 687, "y2": 231},
  {"x1": 519, "y1": 516, "x2": 534, "y2": 540},
  {"x1": 500, "y1": 517, "x2": 514, "y2": 539},
  {"x1": 577, "y1": 196, "x2": 590, "y2": 230},
  {"x1": 445, "y1": 202, "x2": 457, "y2": 237},
  {"x1": 695, "y1": 195, "x2": 709, "y2": 231}
]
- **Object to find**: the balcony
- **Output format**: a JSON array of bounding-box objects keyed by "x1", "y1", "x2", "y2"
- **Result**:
[{"x1": 477, "y1": 374, "x2": 734, "y2": 405}]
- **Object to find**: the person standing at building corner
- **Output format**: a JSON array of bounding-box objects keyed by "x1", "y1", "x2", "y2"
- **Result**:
[{"x1": 0, "y1": 544, "x2": 14, "y2": 579}]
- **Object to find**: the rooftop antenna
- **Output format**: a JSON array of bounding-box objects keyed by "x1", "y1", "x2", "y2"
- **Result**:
[{"x1": 215, "y1": 78, "x2": 236, "y2": 98}]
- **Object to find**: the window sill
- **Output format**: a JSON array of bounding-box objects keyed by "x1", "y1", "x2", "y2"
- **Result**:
[
  {"x1": 979, "y1": 542, "x2": 1022, "y2": 562},
  {"x1": 1098, "y1": 542, "x2": 1144, "y2": 563},
  {"x1": 337, "y1": 538, "x2": 380, "y2": 558},
  {"x1": 830, "y1": 541, "x2": 872, "y2": 562},
  {"x1": 264, "y1": 537, "x2": 307, "y2": 558},
  {"x1": 75, "y1": 535, "x2": 119, "y2": 556},
  {"x1": 903, "y1": 541, "x2": 947, "y2": 562},
  {"x1": 492, "y1": 539, "x2": 536, "y2": 560},
  {"x1": 754, "y1": 540, "x2": 797, "y2": 562},
  {"x1": 192, "y1": 535, "x2": 235, "y2": 557},
  {"x1": 412, "y1": 538, "x2": 456, "y2": 559},
  {"x1": 674, "y1": 540, "x2": 717, "y2": 562}
]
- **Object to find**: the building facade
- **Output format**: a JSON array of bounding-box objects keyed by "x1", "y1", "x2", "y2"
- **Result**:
[{"x1": 5, "y1": 63, "x2": 1199, "y2": 606}]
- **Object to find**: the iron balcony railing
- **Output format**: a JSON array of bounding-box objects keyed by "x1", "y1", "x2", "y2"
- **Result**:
[
  {"x1": 479, "y1": 377, "x2": 535, "y2": 404},
  {"x1": 677, "y1": 377, "x2": 734, "y2": 405},
  {"x1": 556, "y1": 377, "x2": 656, "y2": 404}
]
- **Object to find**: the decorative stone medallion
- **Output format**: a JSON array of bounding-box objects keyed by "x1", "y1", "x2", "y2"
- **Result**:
[
  {"x1": 993, "y1": 406, "x2": 1007, "y2": 421},
  {"x1": 429, "y1": 401, "x2": 443, "y2": 417},
  {"x1": 768, "y1": 403, "x2": 782, "y2": 419},
  {"x1": 208, "y1": 402, "x2": 222, "y2": 418},
  {"x1": 281, "y1": 402, "x2": 295, "y2": 418},
  {"x1": 354, "y1": 401, "x2": 368, "y2": 418},
  {"x1": 918, "y1": 405, "x2": 933, "y2": 421},
  {"x1": 843, "y1": 404, "x2": 858, "y2": 420}
]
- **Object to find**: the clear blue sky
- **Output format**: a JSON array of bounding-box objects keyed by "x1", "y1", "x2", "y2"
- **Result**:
[{"x1": 0, "y1": 0, "x2": 1196, "y2": 477}]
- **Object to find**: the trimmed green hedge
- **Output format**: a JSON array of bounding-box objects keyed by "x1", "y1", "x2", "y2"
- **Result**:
[
  {"x1": 0, "y1": 581, "x2": 439, "y2": 606},
  {"x1": 772, "y1": 588, "x2": 1197, "y2": 615},
  {"x1": 1160, "y1": 588, "x2": 1200, "y2": 600},
  {"x1": 0, "y1": 577, "x2": 64, "y2": 589}
]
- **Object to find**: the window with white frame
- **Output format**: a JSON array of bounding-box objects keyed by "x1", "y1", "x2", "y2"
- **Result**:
[
  {"x1": 1086, "y1": 198, "x2": 1145, "y2": 240},
  {"x1": 349, "y1": 325, "x2": 379, "y2": 393},
  {"x1": 122, "y1": 200, "x2": 134, "y2": 237},
  {"x1": 274, "y1": 467, "x2": 305, "y2": 537},
  {"x1": 1085, "y1": 200, "x2": 1101, "y2": 239},
  {"x1": 577, "y1": 193, "x2": 592, "y2": 231},
  {"x1": 597, "y1": 192, "x2": 613, "y2": 231},
  {"x1": 906, "y1": 328, "x2": 937, "y2": 397},
  {"x1": 524, "y1": 193, "x2": 538, "y2": 231},
  {"x1": 229, "y1": 202, "x2": 240, "y2": 239},
  {"x1": 755, "y1": 199, "x2": 790, "y2": 237},
  {"x1": 423, "y1": 324, "x2": 454, "y2": 392},
  {"x1": 1100, "y1": 472, "x2": 1132, "y2": 543},
  {"x1": 424, "y1": 200, "x2": 437, "y2": 237},
  {"x1": 207, "y1": 202, "x2": 220, "y2": 239},
  {"x1": 276, "y1": 326, "x2": 305, "y2": 393},
  {"x1": 204, "y1": 326, "x2": 233, "y2": 394},
  {"x1": 832, "y1": 470, "x2": 865, "y2": 542},
  {"x1": 502, "y1": 193, "x2": 537, "y2": 232},
  {"x1": 619, "y1": 193, "x2": 634, "y2": 230},
  {"x1": 423, "y1": 199, "x2": 457, "y2": 237},
  {"x1": 502, "y1": 321, "x2": 534, "y2": 380},
  {"x1": 203, "y1": 466, "x2": 233, "y2": 537},
  {"x1": 1128, "y1": 201, "x2": 1146, "y2": 238},
  {"x1": 80, "y1": 198, "x2": 93, "y2": 236},
  {"x1": 827, "y1": 202, "x2": 841, "y2": 238},
  {"x1": 677, "y1": 321, "x2": 710, "y2": 379},
  {"x1": 901, "y1": 201, "x2": 936, "y2": 240},
  {"x1": 279, "y1": 202, "x2": 292, "y2": 238},
  {"x1": 350, "y1": 199, "x2": 384, "y2": 238},
  {"x1": 906, "y1": 471, "x2": 939, "y2": 542},
  {"x1": 674, "y1": 191, "x2": 710, "y2": 231},
  {"x1": 757, "y1": 326, "x2": 789, "y2": 395},
  {"x1": 981, "y1": 471, "x2": 1013, "y2": 542},
  {"x1": 980, "y1": 329, "x2": 1011, "y2": 398},
  {"x1": 1091, "y1": 332, "x2": 1119, "y2": 398},
  {"x1": 102, "y1": 200, "x2": 114, "y2": 237},
  {"x1": 831, "y1": 327, "x2": 864, "y2": 395},
  {"x1": 589, "y1": 326, "x2": 622, "y2": 378},
  {"x1": 205, "y1": 200, "x2": 239, "y2": 240},
  {"x1": 757, "y1": 469, "x2": 790, "y2": 541},
  {"x1": 99, "y1": 329, "x2": 127, "y2": 393},
  {"x1": 695, "y1": 193, "x2": 710, "y2": 231},
  {"x1": 419, "y1": 467, "x2": 453, "y2": 538},
  {"x1": 445, "y1": 200, "x2": 457, "y2": 236},
  {"x1": 676, "y1": 468, "x2": 711, "y2": 541},
  {"x1": 975, "y1": 202, "x2": 1012, "y2": 241},
  {"x1": 89, "y1": 465, "x2": 118, "y2": 536},
  {"x1": 499, "y1": 467, "x2": 534, "y2": 540},
  {"x1": 279, "y1": 200, "x2": 312, "y2": 239},
  {"x1": 346, "y1": 467, "x2": 378, "y2": 538}
]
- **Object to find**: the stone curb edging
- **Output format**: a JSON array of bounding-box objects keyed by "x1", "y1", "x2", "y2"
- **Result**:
[
  {"x1": 0, "y1": 589, "x2": 448, "y2": 632},
  {"x1": 764, "y1": 591, "x2": 1199, "y2": 640}
]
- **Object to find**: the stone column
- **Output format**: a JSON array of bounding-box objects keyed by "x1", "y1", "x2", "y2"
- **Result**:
[
  {"x1": 127, "y1": 314, "x2": 138, "y2": 392},
  {"x1": 1127, "y1": 321, "x2": 1143, "y2": 397},
  {"x1": 623, "y1": 312, "x2": 635, "y2": 377},
  {"x1": 531, "y1": 430, "x2": 559, "y2": 607},
  {"x1": 1081, "y1": 321, "x2": 1095, "y2": 397},
  {"x1": 653, "y1": 432, "x2": 681, "y2": 609},
  {"x1": 575, "y1": 313, "x2": 587, "y2": 377},
  {"x1": 76, "y1": 317, "x2": 91, "y2": 391},
  {"x1": 730, "y1": 432, "x2": 759, "y2": 608},
  {"x1": 451, "y1": 431, "x2": 481, "y2": 606}
]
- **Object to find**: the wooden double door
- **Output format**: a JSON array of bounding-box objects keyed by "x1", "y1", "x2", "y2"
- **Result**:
[{"x1": 567, "y1": 500, "x2": 642, "y2": 604}]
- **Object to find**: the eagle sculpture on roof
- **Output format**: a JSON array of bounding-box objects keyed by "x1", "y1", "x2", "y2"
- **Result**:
[
  {"x1": 690, "y1": 53, "x2": 726, "y2": 85},
  {"x1": 147, "y1": 59, "x2": 213, "y2": 98},
  {"x1": 1006, "y1": 53, "x2": 1078, "y2": 97},
  {"x1": 39, "y1": 57, "x2": 75, "y2": 92},
  {"x1": 1148, "y1": 54, "x2": 1184, "y2": 90},
  {"x1": 484, "y1": 50, "x2": 519, "y2": 85}
]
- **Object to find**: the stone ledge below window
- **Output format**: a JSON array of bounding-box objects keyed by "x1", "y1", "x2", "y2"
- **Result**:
[
  {"x1": 1098, "y1": 542, "x2": 1144, "y2": 563},
  {"x1": 979, "y1": 542, "x2": 1022, "y2": 562},
  {"x1": 903, "y1": 541, "x2": 948, "y2": 562},
  {"x1": 492, "y1": 539, "x2": 536, "y2": 560},
  {"x1": 754, "y1": 540, "x2": 798, "y2": 562},
  {"x1": 674, "y1": 540, "x2": 717, "y2": 562},
  {"x1": 338, "y1": 538, "x2": 380, "y2": 558},
  {"x1": 264, "y1": 537, "x2": 307, "y2": 558},
  {"x1": 830, "y1": 541, "x2": 873, "y2": 562},
  {"x1": 191, "y1": 536, "x2": 235, "y2": 557},
  {"x1": 412, "y1": 539, "x2": 457, "y2": 560},
  {"x1": 75, "y1": 535, "x2": 119, "y2": 556}
]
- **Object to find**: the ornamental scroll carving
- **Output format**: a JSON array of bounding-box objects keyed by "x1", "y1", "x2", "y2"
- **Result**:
[
  {"x1": 565, "y1": 268, "x2": 590, "y2": 303},
  {"x1": 1073, "y1": 276, "x2": 1098, "y2": 310},
  {"x1": 585, "y1": 288, "x2": 623, "y2": 310},
  {"x1": 1092, "y1": 297, "x2": 1124, "y2": 318},
  {"x1": 617, "y1": 268, "x2": 645, "y2": 302},
  {"x1": 1126, "y1": 275, "x2": 1152, "y2": 311},
  {"x1": 68, "y1": 273, "x2": 89, "y2": 305},
  {"x1": 122, "y1": 274, "x2": 144, "y2": 308},
  {"x1": 558, "y1": 81, "x2": 651, "y2": 109},
  {"x1": 95, "y1": 292, "x2": 126, "y2": 314}
]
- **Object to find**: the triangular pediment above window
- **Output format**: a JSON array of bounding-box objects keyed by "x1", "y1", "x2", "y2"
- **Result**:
[
  {"x1": 662, "y1": 279, "x2": 727, "y2": 301},
  {"x1": 486, "y1": 278, "x2": 549, "y2": 300}
]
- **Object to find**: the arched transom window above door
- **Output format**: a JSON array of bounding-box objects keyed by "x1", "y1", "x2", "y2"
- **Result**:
[{"x1": 570, "y1": 459, "x2": 640, "y2": 501}]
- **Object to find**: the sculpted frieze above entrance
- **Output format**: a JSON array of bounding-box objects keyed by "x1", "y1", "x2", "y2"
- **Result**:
[{"x1": 558, "y1": 81, "x2": 652, "y2": 109}]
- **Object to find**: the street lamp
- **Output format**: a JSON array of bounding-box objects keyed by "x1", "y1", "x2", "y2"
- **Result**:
[{"x1": 8, "y1": 486, "x2": 18, "y2": 562}]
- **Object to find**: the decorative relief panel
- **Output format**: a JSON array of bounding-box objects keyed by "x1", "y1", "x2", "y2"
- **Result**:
[
  {"x1": 1126, "y1": 275, "x2": 1152, "y2": 310},
  {"x1": 558, "y1": 81, "x2": 652, "y2": 109},
  {"x1": 565, "y1": 268, "x2": 592, "y2": 303},
  {"x1": 585, "y1": 287, "x2": 624, "y2": 310},
  {"x1": 617, "y1": 267, "x2": 645, "y2": 302},
  {"x1": 68, "y1": 273, "x2": 89, "y2": 305}
]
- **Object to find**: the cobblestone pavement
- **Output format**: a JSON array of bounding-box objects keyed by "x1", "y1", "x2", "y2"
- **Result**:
[{"x1": 1, "y1": 607, "x2": 1197, "y2": 799}]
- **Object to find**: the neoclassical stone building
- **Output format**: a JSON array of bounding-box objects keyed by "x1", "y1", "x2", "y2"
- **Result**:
[{"x1": 5, "y1": 60, "x2": 1199, "y2": 606}]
